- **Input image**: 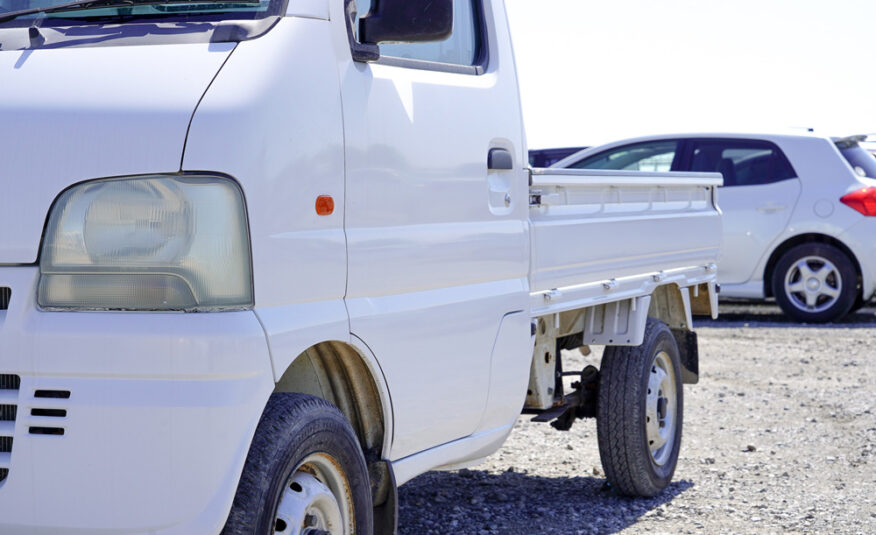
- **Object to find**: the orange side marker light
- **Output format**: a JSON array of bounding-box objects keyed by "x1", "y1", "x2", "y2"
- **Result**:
[{"x1": 316, "y1": 195, "x2": 335, "y2": 216}]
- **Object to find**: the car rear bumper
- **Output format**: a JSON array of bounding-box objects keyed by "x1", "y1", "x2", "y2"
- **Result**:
[
  {"x1": 0, "y1": 267, "x2": 274, "y2": 534},
  {"x1": 839, "y1": 217, "x2": 876, "y2": 300}
]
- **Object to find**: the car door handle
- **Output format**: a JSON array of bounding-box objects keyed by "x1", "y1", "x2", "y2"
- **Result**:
[
  {"x1": 488, "y1": 148, "x2": 513, "y2": 170},
  {"x1": 757, "y1": 204, "x2": 786, "y2": 214}
]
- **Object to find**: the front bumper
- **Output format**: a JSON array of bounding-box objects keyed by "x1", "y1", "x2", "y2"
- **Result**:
[{"x1": 0, "y1": 267, "x2": 274, "y2": 534}]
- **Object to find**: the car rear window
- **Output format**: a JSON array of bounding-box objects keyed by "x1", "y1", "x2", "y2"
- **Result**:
[
  {"x1": 838, "y1": 144, "x2": 876, "y2": 179},
  {"x1": 689, "y1": 139, "x2": 796, "y2": 187}
]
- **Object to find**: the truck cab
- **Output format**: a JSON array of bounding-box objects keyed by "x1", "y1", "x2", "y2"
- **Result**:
[{"x1": 0, "y1": 1, "x2": 721, "y2": 533}]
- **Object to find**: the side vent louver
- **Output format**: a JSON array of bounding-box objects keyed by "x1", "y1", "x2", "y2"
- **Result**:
[
  {"x1": 31, "y1": 408, "x2": 66, "y2": 418},
  {"x1": 29, "y1": 427, "x2": 65, "y2": 436},
  {"x1": 30, "y1": 389, "x2": 69, "y2": 438},
  {"x1": 34, "y1": 390, "x2": 70, "y2": 399},
  {"x1": 0, "y1": 374, "x2": 20, "y2": 484},
  {"x1": 0, "y1": 287, "x2": 9, "y2": 310}
]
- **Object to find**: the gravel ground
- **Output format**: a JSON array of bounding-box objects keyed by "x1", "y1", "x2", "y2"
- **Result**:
[{"x1": 398, "y1": 301, "x2": 876, "y2": 534}]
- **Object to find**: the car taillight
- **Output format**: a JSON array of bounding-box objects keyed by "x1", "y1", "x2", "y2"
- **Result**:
[{"x1": 840, "y1": 187, "x2": 876, "y2": 216}]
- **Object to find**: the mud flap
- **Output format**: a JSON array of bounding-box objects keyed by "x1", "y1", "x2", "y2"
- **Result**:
[
  {"x1": 369, "y1": 459, "x2": 398, "y2": 535},
  {"x1": 671, "y1": 328, "x2": 699, "y2": 384}
]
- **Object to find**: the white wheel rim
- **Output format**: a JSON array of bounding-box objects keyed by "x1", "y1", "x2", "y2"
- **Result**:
[
  {"x1": 784, "y1": 255, "x2": 842, "y2": 314},
  {"x1": 274, "y1": 453, "x2": 354, "y2": 535},
  {"x1": 646, "y1": 350, "x2": 677, "y2": 466}
]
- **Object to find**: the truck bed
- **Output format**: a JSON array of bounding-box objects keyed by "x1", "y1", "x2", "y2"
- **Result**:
[{"x1": 528, "y1": 168, "x2": 723, "y2": 318}]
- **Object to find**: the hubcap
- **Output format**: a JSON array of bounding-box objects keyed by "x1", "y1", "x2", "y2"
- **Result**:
[
  {"x1": 645, "y1": 350, "x2": 677, "y2": 466},
  {"x1": 274, "y1": 454, "x2": 353, "y2": 535},
  {"x1": 784, "y1": 256, "x2": 842, "y2": 314}
]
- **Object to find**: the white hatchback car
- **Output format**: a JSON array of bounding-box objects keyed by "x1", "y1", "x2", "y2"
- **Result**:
[{"x1": 554, "y1": 133, "x2": 876, "y2": 322}]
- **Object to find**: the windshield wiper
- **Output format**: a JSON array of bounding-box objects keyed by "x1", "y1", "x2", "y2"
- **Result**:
[{"x1": 0, "y1": 0, "x2": 258, "y2": 24}]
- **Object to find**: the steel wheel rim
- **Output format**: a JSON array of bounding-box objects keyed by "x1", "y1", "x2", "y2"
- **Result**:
[
  {"x1": 274, "y1": 453, "x2": 353, "y2": 535},
  {"x1": 784, "y1": 255, "x2": 842, "y2": 314},
  {"x1": 646, "y1": 350, "x2": 677, "y2": 466}
]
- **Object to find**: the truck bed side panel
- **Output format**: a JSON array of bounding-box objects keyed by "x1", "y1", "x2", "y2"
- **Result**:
[{"x1": 529, "y1": 169, "x2": 723, "y2": 293}]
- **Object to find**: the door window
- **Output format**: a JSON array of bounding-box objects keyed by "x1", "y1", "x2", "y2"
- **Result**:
[
  {"x1": 689, "y1": 140, "x2": 796, "y2": 187},
  {"x1": 836, "y1": 143, "x2": 876, "y2": 178},
  {"x1": 569, "y1": 140, "x2": 680, "y2": 172},
  {"x1": 355, "y1": 0, "x2": 482, "y2": 68}
]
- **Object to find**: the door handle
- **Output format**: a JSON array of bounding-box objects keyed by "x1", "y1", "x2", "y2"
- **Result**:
[
  {"x1": 757, "y1": 204, "x2": 786, "y2": 214},
  {"x1": 488, "y1": 148, "x2": 513, "y2": 170}
]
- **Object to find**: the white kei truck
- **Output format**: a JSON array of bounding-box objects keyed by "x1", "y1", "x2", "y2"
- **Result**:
[{"x1": 0, "y1": 0, "x2": 722, "y2": 533}]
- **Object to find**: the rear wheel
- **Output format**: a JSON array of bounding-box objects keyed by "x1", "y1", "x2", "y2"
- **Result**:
[
  {"x1": 849, "y1": 292, "x2": 870, "y2": 314},
  {"x1": 222, "y1": 393, "x2": 373, "y2": 535},
  {"x1": 772, "y1": 243, "x2": 857, "y2": 323},
  {"x1": 597, "y1": 318, "x2": 683, "y2": 497}
]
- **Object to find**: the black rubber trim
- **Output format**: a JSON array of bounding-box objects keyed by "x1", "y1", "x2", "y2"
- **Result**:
[
  {"x1": 34, "y1": 390, "x2": 70, "y2": 399},
  {"x1": 31, "y1": 408, "x2": 67, "y2": 418},
  {"x1": 29, "y1": 426, "x2": 65, "y2": 435}
]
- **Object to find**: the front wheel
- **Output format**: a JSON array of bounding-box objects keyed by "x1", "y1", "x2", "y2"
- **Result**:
[
  {"x1": 597, "y1": 318, "x2": 683, "y2": 497},
  {"x1": 223, "y1": 393, "x2": 373, "y2": 535},
  {"x1": 772, "y1": 242, "x2": 857, "y2": 323}
]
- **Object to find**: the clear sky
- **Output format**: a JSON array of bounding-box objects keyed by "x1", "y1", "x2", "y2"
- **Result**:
[{"x1": 505, "y1": 0, "x2": 876, "y2": 149}]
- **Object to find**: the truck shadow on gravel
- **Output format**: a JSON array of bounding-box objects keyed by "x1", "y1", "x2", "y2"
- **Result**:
[
  {"x1": 398, "y1": 469, "x2": 693, "y2": 535},
  {"x1": 696, "y1": 301, "x2": 876, "y2": 328}
]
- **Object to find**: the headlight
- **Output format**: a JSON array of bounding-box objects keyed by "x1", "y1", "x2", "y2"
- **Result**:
[{"x1": 38, "y1": 175, "x2": 253, "y2": 311}]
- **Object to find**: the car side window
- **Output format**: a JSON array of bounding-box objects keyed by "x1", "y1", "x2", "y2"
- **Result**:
[
  {"x1": 689, "y1": 140, "x2": 796, "y2": 187},
  {"x1": 355, "y1": 0, "x2": 482, "y2": 68},
  {"x1": 569, "y1": 140, "x2": 680, "y2": 172}
]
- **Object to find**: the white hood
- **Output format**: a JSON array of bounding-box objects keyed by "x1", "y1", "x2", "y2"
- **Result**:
[{"x1": 0, "y1": 41, "x2": 235, "y2": 263}]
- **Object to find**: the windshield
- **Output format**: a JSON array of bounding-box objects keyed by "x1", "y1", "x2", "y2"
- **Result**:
[
  {"x1": 0, "y1": 0, "x2": 285, "y2": 27},
  {"x1": 838, "y1": 144, "x2": 876, "y2": 179}
]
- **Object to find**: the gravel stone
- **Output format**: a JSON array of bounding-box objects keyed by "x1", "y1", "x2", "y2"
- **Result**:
[{"x1": 398, "y1": 301, "x2": 876, "y2": 534}]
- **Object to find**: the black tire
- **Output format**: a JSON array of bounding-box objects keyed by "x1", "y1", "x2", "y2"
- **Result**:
[
  {"x1": 222, "y1": 393, "x2": 373, "y2": 535},
  {"x1": 772, "y1": 243, "x2": 857, "y2": 323},
  {"x1": 849, "y1": 293, "x2": 869, "y2": 314},
  {"x1": 597, "y1": 318, "x2": 683, "y2": 497}
]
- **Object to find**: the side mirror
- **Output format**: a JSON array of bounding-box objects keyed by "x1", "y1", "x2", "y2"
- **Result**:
[{"x1": 359, "y1": 0, "x2": 453, "y2": 45}]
